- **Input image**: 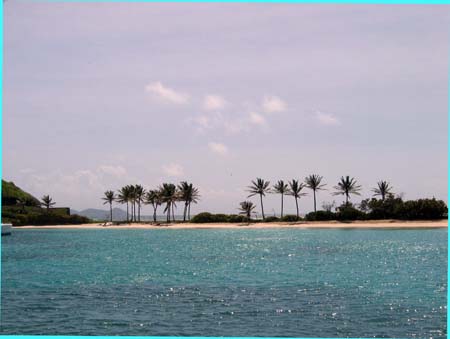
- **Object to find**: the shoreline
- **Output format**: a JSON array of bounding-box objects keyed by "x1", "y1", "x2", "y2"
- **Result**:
[{"x1": 13, "y1": 219, "x2": 448, "y2": 229}]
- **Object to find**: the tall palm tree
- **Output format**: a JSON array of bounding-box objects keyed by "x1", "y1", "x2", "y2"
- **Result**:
[
  {"x1": 134, "y1": 185, "x2": 145, "y2": 222},
  {"x1": 372, "y1": 180, "x2": 393, "y2": 201},
  {"x1": 117, "y1": 185, "x2": 132, "y2": 222},
  {"x1": 238, "y1": 201, "x2": 256, "y2": 220},
  {"x1": 41, "y1": 195, "x2": 56, "y2": 212},
  {"x1": 247, "y1": 178, "x2": 270, "y2": 220},
  {"x1": 128, "y1": 185, "x2": 137, "y2": 222},
  {"x1": 187, "y1": 186, "x2": 200, "y2": 221},
  {"x1": 305, "y1": 174, "x2": 326, "y2": 213},
  {"x1": 178, "y1": 182, "x2": 201, "y2": 221},
  {"x1": 333, "y1": 176, "x2": 362, "y2": 205},
  {"x1": 272, "y1": 180, "x2": 288, "y2": 218},
  {"x1": 102, "y1": 190, "x2": 115, "y2": 222},
  {"x1": 159, "y1": 183, "x2": 177, "y2": 223},
  {"x1": 287, "y1": 180, "x2": 307, "y2": 219},
  {"x1": 144, "y1": 189, "x2": 162, "y2": 222}
]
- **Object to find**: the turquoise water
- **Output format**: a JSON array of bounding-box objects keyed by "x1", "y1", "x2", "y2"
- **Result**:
[{"x1": 1, "y1": 228, "x2": 447, "y2": 337}]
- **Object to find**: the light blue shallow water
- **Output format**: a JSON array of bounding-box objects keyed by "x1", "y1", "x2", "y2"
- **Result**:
[{"x1": 1, "y1": 228, "x2": 447, "y2": 337}]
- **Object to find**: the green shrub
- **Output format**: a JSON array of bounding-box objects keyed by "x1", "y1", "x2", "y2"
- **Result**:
[
  {"x1": 264, "y1": 216, "x2": 280, "y2": 222},
  {"x1": 190, "y1": 212, "x2": 230, "y2": 223},
  {"x1": 228, "y1": 214, "x2": 247, "y2": 223},
  {"x1": 281, "y1": 215, "x2": 301, "y2": 222},
  {"x1": 336, "y1": 204, "x2": 366, "y2": 221},
  {"x1": 305, "y1": 210, "x2": 336, "y2": 221},
  {"x1": 395, "y1": 198, "x2": 447, "y2": 220}
]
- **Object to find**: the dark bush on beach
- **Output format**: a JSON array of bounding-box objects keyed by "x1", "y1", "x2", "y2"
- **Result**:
[
  {"x1": 24, "y1": 213, "x2": 91, "y2": 226},
  {"x1": 336, "y1": 204, "x2": 366, "y2": 221},
  {"x1": 7, "y1": 211, "x2": 91, "y2": 226},
  {"x1": 305, "y1": 210, "x2": 336, "y2": 221},
  {"x1": 264, "y1": 216, "x2": 280, "y2": 222},
  {"x1": 395, "y1": 198, "x2": 447, "y2": 220},
  {"x1": 360, "y1": 196, "x2": 403, "y2": 219},
  {"x1": 228, "y1": 214, "x2": 248, "y2": 223},
  {"x1": 281, "y1": 215, "x2": 301, "y2": 222},
  {"x1": 190, "y1": 212, "x2": 230, "y2": 223}
]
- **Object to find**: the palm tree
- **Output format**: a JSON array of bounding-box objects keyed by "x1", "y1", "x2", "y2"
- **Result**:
[
  {"x1": 144, "y1": 189, "x2": 162, "y2": 222},
  {"x1": 178, "y1": 182, "x2": 201, "y2": 221},
  {"x1": 305, "y1": 174, "x2": 326, "y2": 213},
  {"x1": 333, "y1": 176, "x2": 362, "y2": 205},
  {"x1": 128, "y1": 185, "x2": 137, "y2": 222},
  {"x1": 134, "y1": 185, "x2": 145, "y2": 222},
  {"x1": 238, "y1": 201, "x2": 256, "y2": 220},
  {"x1": 272, "y1": 180, "x2": 288, "y2": 218},
  {"x1": 41, "y1": 195, "x2": 55, "y2": 212},
  {"x1": 287, "y1": 180, "x2": 307, "y2": 219},
  {"x1": 102, "y1": 190, "x2": 115, "y2": 222},
  {"x1": 117, "y1": 185, "x2": 132, "y2": 222},
  {"x1": 372, "y1": 180, "x2": 393, "y2": 201},
  {"x1": 247, "y1": 178, "x2": 270, "y2": 220},
  {"x1": 159, "y1": 183, "x2": 177, "y2": 222}
]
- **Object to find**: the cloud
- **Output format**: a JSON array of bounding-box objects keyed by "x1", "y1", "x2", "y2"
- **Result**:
[
  {"x1": 208, "y1": 142, "x2": 229, "y2": 156},
  {"x1": 162, "y1": 163, "x2": 184, "y2": 177},
  {"x1": 145, "y1": 81, "x2": 189, "y2": 104},
  {"x1": 316, "y1": 111, "x2": 340, "y2": 126},
  {"x1": 249, "y1": 111, "x2": 267, "y2": 126},
  {"x1": 203, "y1": 95, "x2": 227, "y2": 111},
  {"x1": 98, "y1": 165, "x2": 127, "y2": 178},
  {"x1": 262, "y1": 95, "x2": 286, "y2": 113}
]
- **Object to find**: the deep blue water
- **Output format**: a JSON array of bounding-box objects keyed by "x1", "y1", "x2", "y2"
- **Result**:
[{"x1": 1, "y1": 228, "x2": 447, "y2": 337}]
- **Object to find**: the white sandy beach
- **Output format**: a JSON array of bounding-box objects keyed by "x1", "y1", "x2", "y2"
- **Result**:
[{"x1": 15, "y1": 219, "x2": 448, "y2": 229}]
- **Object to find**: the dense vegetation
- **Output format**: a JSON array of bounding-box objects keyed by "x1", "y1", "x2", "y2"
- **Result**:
[
  {"x1": 2, "y1": 180, "x2": 90, "y2": 226},
  {"x1": 190, "y1": 197, "x2": 447, "y2": 223},
  {"x1": 2, "y1": 180, "x2": 41, "y2": 206}
]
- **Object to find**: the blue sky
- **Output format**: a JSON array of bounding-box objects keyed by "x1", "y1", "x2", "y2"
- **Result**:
[{"x1": 4, "y1": 2, "x2": 449, "y2": 215}]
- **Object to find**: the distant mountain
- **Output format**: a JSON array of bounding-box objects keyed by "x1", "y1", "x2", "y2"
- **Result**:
[{"x1": 71, "y1": 207, "x2": 127, "y2": 221}]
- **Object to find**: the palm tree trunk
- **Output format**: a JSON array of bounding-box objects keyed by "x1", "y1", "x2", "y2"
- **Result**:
[
  {"x1": 313, "y1": 190, "x2": 317, "y2": 213},
  {"x1": 110, "y1": 203, "x2": 112, "y2": 222},
  {"x1": 295, "y1": 197, "x2": 299, "y2": 218},
  {"x1": 167, "y1": 203, "x2": 170, "y2": 222},
  {"x1": 138, "y1": 202, "x2": 141, "y2": 222},
  {"x1": 153, "y1": 205, "x2": 157, "y2": 222},
  {"x1": 345, "y1": 194, "x2": 349, "y2": 206},
  {"x1": 188, "y1": 203, "x2": 191, "y2": 220},
  {"x1": 183, "y1": 202, "x2": 187, "y2": 222},
  {"x1": 172, "y1": 204, "x2": 175, "y2": 222},
  {"x1": 260, "y1": 194, "x2": 265, "y2": 220},
  {"x1": 126, "y1": 202, "x2": 129, "y2": 222},
  {"x1": 281, "y1": 193, "x2": 284, "y2": 218}
]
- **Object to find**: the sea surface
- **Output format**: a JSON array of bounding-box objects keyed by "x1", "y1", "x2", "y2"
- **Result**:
[{"x1": 1, "y1": 228, "x2": 447, "y2": 337}]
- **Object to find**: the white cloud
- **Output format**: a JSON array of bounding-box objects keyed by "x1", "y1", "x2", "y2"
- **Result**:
[
  {"x1": 98, "y1": 165, "x2": 127, "y2": 178},
  {"x1": 203, "y1": 95, "x2": 227, "y2": 111},
  {"x1": 262, "y1": 95, "x2": 286, "y2": 113},
  {"x1": 208, "y1": 142, "x2": 229, "y2": 156},
  {"x1": 316, "y1": 111, "x2": 340, "y2": 126},
  {"x1": 162, "y1": 163, "x2": 184, "y2": 177},
  {"x1": 249, "y1": 111, "x2": 267, "y2": 126},
  {"x1": 145, "y1": 81, "x2": 189, "y2": 104}
]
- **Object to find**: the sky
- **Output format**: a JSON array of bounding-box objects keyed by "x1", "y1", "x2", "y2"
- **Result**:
[{"x1": 4, "y1": 2, "x2": 449, "y2": 216}]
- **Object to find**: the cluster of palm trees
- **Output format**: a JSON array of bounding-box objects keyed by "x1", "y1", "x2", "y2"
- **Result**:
[
  {"x1": 102, "y1": 182, "x2": 200, "y2": 223},
  {"x1": 240, "y1": 175, "x2": 393, "y2": 220}
]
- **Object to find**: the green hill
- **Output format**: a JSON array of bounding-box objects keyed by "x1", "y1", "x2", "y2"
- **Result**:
[
  {"x1": 2, "y1": 180, "x2": 90, "y2": 226},
  {"x1": 2, "y1": 180, "x2": 41, "y2": 206}
]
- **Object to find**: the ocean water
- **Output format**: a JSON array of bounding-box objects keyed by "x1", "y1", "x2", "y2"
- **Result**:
[{"x1": 1, "y1": 228, "x2": 447, "y2": 337}]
